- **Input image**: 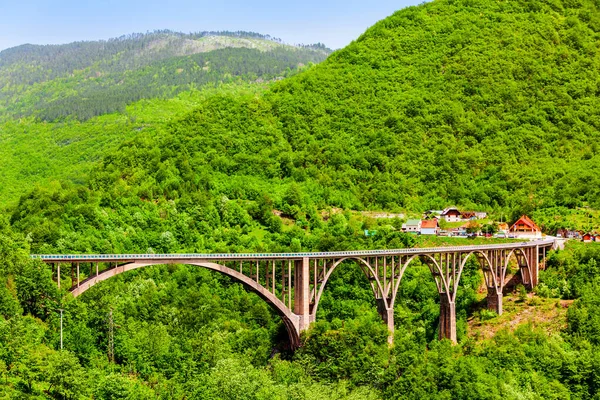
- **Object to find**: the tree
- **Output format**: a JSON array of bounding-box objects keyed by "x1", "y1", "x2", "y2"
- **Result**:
[
  {"x1": 46, "y1": 350, "x2": 88, "y2": 399},
  {"x1": 15, "y1": 260, "x2": 59, "y2": 319},
  {"x1": 465, "y1": 222, "x2": 481, "y2": 234}
]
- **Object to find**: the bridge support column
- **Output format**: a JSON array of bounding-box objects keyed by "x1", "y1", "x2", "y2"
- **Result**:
[
  {"x1": 439, "y1": 295, "x2": 456, "y2": 343},
  {"x1": 517, "y1": 251, "x2": 533, "y2": 290},
  {"x1": 376, "y1": 299, "x2": 395, "y2": 345},
  {"x1": 487, "y1": 290, "x2": 503, "y2": 315},
  {"x1": 70, "y1": 262, "x2": 76, "y2": 288},
  {"x1": 294, "y1": 257, "x2": 310, "y2": 332},
  {"x1": 532, "y1": 246, "x2": 540, "y2": 287}
]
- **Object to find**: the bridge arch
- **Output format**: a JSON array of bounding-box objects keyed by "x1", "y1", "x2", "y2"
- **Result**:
[
  {"x1": 312, "y1": 256, "x2": 387, "y2": 318},
  {"x1": 71, "y1": 261, "x2": 301, "y2": 349},
  {"x1": 389, "y1": 254, "x2": 422, "y2": 305},
  {"x1": 311, "y1": 251, "x2": 474, "y2": 319},
  {"x1": 505, "y1": 247, "x2": 533, "y2": 288},
  {"x1": 458, "y1": 250, "x2": 496, "y2": 285}
]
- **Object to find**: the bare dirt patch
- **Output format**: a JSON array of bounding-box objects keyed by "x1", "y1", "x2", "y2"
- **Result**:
[{"x1": 468, "y1": 294, "x2": 574, "y2": 340}]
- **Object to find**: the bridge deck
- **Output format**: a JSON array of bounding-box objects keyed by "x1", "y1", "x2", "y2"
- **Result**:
[{"x1": 32, "y1": 239, "x2": 555, "y2": 262}]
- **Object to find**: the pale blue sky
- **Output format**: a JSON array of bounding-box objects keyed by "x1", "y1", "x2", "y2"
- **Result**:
[{"x1": 0, "y1": 0, "x2": 424, "y2": 51}]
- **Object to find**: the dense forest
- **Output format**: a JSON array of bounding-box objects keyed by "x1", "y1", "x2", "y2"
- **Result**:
[
  {"x1": 4, "y1": 203, "x2": 600, "y2": 399},
  {"x1": 4, "y1": 0, "x2": 599, "y2": 212},
  {"x1": 1, "y1": 0, "x2": 600, "y2": 398},
  {"x1": 0, "y1": 31, "x2": 330, "y2": 120}
]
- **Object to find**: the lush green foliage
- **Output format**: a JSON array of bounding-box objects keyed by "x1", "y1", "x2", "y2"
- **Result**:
[
  {"x1": 96, "y1": 0, "x2": 598, "y2": 214},
  {"x1": 0, "y1": 31, "x2": 330, "y2": 121},
  {"x1": 11, "y1": 0, "x2": 596, "y2": 216},
  {"x1": 0, "y1": 84, "x2": 268, "y2": 208},
  {"x1": 533, "y1": 206, "x2": 600, "y2": 233},
  {"x1": 4, "y1": 0, "x2": 600, "y2": 216},
  {"x1": 0, "y1": 31, "x2": 328, "y2": 208},
  {"x1": 4, "y1": 211, "x2": 600, "y2": 398},
  {"x1": 2, "y1": 0, "x2": 600, "y2": 398}
]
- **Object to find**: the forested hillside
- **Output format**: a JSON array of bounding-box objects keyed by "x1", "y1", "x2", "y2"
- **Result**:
[
  {"x1": 0, "y1": 84, "x2": 268, "y2": 208},
  {"x1": 2, "y1": 0, "x2": 600, "y2": 398},
  {"x1": 11, "y1": 0, "x2": 597, "y2": 215},
  {"x1": 0, "y1": 30, "x2": 329, "y2": 206},
  {"x1": 0, "y1": 30, "x2": 330, "y2": 120},
  {"x1": 262, "y1": 0, "x2": 600, "y2": 212}
]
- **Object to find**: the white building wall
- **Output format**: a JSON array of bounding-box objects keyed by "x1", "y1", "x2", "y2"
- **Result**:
[
  {"x1": 513, "y1": 231, "x2": 542, "y2": 239},
  {"x1": 444, "y1": 215, "x2": 462, "y2": 222}
]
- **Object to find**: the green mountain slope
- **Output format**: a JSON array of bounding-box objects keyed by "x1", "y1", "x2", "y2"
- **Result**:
[
  {"x1": 39, "y1": 0, "x2": 599, "y2": 222},
  {"x1": 263, "y1": 0, "x2": 600, "y2": 211},
  {"x1": 0, "y1": 85, "x2": 266, "y2": 208},
  {"x1": 0, "y1": 31, "x2": 330, "y2": 207},
  {"x1": 10, "y1": 0, "x2": 600, "y2": 252},
  {"x1": 0, "y1": 31, "x2": 330, "y2": 121}
]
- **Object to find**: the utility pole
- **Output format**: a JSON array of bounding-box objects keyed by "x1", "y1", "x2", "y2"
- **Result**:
[{"x1": 108, "y1": 308, "x2": 114, "y2": 363}]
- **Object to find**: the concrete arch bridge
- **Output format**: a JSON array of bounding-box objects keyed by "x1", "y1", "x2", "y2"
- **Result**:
[{"x1": 33, "y1": 239, "x2": 555, "y2": 349}]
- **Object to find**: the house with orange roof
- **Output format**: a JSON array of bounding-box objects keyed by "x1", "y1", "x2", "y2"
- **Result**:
[
  {"x1": 582, "y1": 233, "x2": 594, "y2": 243},
  {"x1": 420, "y1": 219, "x2": 439, "y2": 235},
  {"x1": 509, "y1": 215, "x2": 542, "y2": 239},
  {"x1": 497, "y1": 222, "x2": 509, "y2": 233}
]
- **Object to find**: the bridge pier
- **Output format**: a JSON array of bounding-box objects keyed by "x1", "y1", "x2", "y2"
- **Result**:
[
  {"x1": 383, "y1": 308, "x2": 394, "y2": 345},
  {"x1": 532, "y1": 245, "x2": 540, "y2": 287},
  {"x1": 294, "y1": 258, "x2": 311, "y2": 332},
  {"x1": 376, "y1": 299, "x2": 395, "y2": 345},
  {"x1": 487, "y1": 291, "x2": 503, "y2": 315},
  {"x1": 439, "y1": 295, "x2": 456, "y2": 343},
  {"x1": 57, "y1": 263, "x2": 61, "y2": 290}
]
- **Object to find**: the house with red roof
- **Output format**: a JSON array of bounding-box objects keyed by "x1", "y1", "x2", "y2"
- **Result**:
[
  {"x1": 509, "y1": 215, "x2": 542, "y2": 239},
  {"x1": 582, "y1": 233, "x2": 594, "y2": 243}
]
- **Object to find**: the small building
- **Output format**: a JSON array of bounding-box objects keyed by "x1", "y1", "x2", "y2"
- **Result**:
[
  {"x1": 460, "y1": 211, "x2": 488, "y2": 220},
  {"x1": 420, "y1": 219, "x2": 439, "y2": 235},
  {"x1": 423, "y1": 210, "x2": 443, "y2": 219},
  {"x1": 461, "y1": 211, "x2": 477, "y2": 220},
  {"x1": 557, "y1": 229, "x2": 579, "y2": 239},
  {"x1": 497, "y1": 222, "x2": 509, "y2": 233},
  {"x1": 582, "y1": 233, "x2": 593, "y2": 243},
  {"x1": 448, "y1": 226, "x2": 468, "y2": 236},
  {"x1": 475, "y1": 212, "x2": 488, "y2": 219},
  {"x1": 402, "y1": 219, "x2": 421, "y2": 233},
  {"x1": 453, "y1": 227, "x2": 467, "y2": 236},
  {"x1": 556, "y1": 228, "x2": 568, "y2": 238},
  {"x1": 509, "y1": 215, "x2": 542, "y2": 239},
  {"x1": 441, "y1": 207, "x2": 462, "y2": 222},
  {"x1": 448, "y1": 228, "x2": 462, "y2": 236}
]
